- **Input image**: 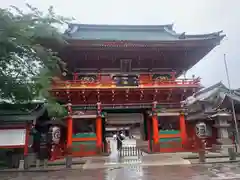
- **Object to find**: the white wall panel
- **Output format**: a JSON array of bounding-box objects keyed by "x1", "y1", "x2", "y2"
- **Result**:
[{"x1": 0, "y1": 129, "x2": 26, "y2": 146}]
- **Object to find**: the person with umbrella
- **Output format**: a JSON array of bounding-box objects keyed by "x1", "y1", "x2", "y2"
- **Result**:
[{"x1": 116, "y1": 131, "x2": 125, "y2": 151}]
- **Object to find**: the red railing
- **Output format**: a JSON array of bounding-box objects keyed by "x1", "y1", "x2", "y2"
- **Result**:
[
  {"x1": 51, "y1": 78, "x2": 200, "y2": 89},
  {"x1": 71, "y1": 144, "x2": 99, "y2": 157}
]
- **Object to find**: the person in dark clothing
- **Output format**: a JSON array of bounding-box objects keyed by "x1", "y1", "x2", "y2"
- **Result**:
[
  {"x1": 31, "y1": 127, "x2": 41, "y2": 156},
  {"x1": 116, "y1": 131, "x2": 125, "y2": 151}
]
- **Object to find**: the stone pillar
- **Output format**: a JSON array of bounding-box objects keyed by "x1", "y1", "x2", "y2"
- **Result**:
[
  {"x1": 215, "y1": 115, "x2": 236, "y2": 160},
  {"x1": 195, "y1": 122, "x2": 207, "y2": 163},
  {"x1": 199, "y1": 139, "x2": 206, "y2": 163}
]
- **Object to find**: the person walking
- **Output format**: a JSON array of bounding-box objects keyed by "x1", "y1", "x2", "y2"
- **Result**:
[
  {"x1": 117, "y1": 131, "x2": 125, "y2": 151},
  {"x1": 113, "y1": 133, "x2": 117, "y2": 140}
]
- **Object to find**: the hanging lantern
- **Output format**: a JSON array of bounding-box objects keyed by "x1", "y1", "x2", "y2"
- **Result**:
[
  {"x1": 49, "y1": 126, "x2": 61, "y2": 144},
  {"x1": 96, "y1": 102, "x2": 102, "y2": 117}
]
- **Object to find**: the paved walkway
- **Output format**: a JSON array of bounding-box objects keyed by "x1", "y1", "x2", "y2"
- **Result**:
[
  {"x1": 4, "y1": 162, "x2": 240, "y2": 179},
  {"x1": 3, "y1": 139, "x2": 240, "y2": 179},
  {"x1": 83, "y1": 139, "x2": 190, "y2": 169}
]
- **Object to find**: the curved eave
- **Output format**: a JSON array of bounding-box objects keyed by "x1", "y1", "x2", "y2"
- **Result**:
[
  {"x1": 65, "y1": 23, "x2": 175, "y2": 32},
  {"x1": 65, "y1": 36, "x2": 224, "y2": 48},
  {"x1": 64, "y1": 23, "x2": 180, "y2": 41},
  {"x1": 184, "y1": 31, "x2": 224, "y2": 39},
  {"x1": 64, "y1": 23, "x2": 225, "y2": 44}
]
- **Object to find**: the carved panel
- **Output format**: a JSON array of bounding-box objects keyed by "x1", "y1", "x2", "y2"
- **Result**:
[
  {"x1": 152, "y1": 74, "x2": 172, "y2": 82},
  {"x1": 78, "y1": 75, "x2": 97, "y2": 83}
]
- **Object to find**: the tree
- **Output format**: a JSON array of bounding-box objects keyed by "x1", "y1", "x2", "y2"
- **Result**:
[{"x1": 0, "y1": 4, "x2": 71, "y2": 117}]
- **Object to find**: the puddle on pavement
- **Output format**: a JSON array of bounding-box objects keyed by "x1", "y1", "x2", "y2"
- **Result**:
[
  {"x1": 1, "y1": 140, "x2": 240, "y2": 180},
  {"x1": 2, "y1": 164, "x2": 240, "y2": 180}
]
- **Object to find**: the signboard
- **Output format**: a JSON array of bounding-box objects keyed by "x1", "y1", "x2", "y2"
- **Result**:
[
  {"x1": 0, "y1": 129, "x2": 26, "y2": 146},
  {"x1": 113, "y1": 75, "x2": 138, "y2": 86}
]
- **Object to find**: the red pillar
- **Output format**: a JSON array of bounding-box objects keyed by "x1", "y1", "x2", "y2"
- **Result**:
[
  {"x1": 152, "y1": 115, "x2": 159, "y2": 151},
  {"x1": 96, "y1": 102, "x2": 102, "y2": 153},
  {"x1": 66, "y1": 104, "x2": 73, "y2": 151},
  {"x1": 67, "y1": 116, "x2": 73, "y2": 149},
  {"x1": 151, "y1": 101, "x2": 159, "y2": 152},
  {"x1": 96, "y1": 116, "x2": 102, "y2": 150},
  {"x1": 180, "y1": 113, "x2": 187, "y2": 147}
]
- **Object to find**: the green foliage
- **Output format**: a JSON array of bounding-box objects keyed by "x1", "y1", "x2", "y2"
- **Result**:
[{"x1": 0, "y1": 4, "x2": 71, "y2": 117}]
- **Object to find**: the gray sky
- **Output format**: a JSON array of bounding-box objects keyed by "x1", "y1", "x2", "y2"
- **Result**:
[{"x1": 2, "y1": 0, "x2": 240, "y2": 88}]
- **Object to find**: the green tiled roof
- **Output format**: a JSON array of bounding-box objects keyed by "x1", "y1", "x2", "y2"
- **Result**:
[
  {"x1": 64, "y1": 24, "x2": 225, "y2": 42},
  {"x1": 0, "y1": 102, "x2": 47, "y2": 122}
]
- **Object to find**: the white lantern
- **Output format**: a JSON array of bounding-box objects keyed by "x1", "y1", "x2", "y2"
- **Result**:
[
  {"x1": 195, "y1": 122, "x2": 207, "y2": 138},
  {"x1": 50, "y1": 126, "x2": 61, "y2": 144}
]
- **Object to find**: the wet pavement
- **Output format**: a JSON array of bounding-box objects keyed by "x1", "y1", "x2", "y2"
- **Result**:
[
  {"x1": 2, "y1": 139, "x2": 240, "y2": 179},
  {"x1": 2, "y1": 163, "x2": 240, "y2": 180}
]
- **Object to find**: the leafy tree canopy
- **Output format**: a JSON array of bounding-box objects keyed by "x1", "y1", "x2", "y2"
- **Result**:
[{"x1": 0, "y1": 4, "x2": 72, "y2": 117}]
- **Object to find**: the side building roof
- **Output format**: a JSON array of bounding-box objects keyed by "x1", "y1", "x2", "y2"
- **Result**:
[
  {"x1": 183, "y1": 82, "x2": 240, "y2": 121},
  {"x1": 0, "y1": 102, "x2": 48, "y2": 122}
]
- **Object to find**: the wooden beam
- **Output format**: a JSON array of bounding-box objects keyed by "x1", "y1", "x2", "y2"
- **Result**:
[
  {"x1": 157, "y1": 112, "x2": 180, "y2": 116},
  {"x1": 72, "y1": 115, "x2": 97, "y2": 118}
]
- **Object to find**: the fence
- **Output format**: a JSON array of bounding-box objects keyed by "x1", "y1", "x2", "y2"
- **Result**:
[{"x1": 119, "y1": 145, "x2": 143, "y2": 157}]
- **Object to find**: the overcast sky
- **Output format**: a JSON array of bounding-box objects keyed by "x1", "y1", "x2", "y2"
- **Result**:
[{"x1": 2, "y1": 0, "x2": 240, "y2": 88}]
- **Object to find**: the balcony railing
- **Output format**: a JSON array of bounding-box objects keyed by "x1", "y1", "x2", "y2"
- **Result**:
[
  {"x1": 52, "y1": 79, "x2": 200, "y2": 88},
  {"x1": 51, "y1": 74, "x2": 201, "y2": 89}
]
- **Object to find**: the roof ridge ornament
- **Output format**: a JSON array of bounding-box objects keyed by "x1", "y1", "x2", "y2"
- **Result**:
[
  {"x1": 165, "y1": 23, "x2": 174, "y2": 30},
  {"x1": 163, "y1": 26, "x2": 177, "y2": 36},
  {"x1": 179, "y1": 32, "x2": 186, "y2": 39}
]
